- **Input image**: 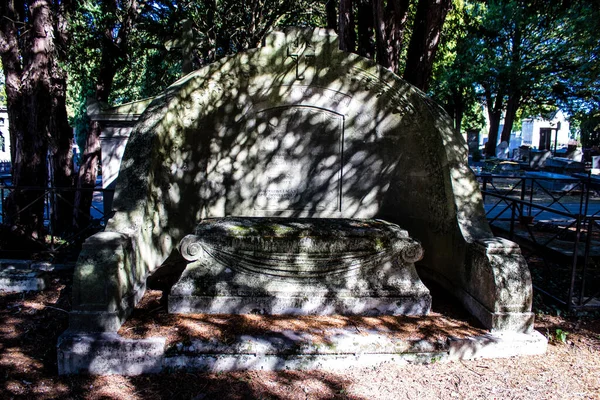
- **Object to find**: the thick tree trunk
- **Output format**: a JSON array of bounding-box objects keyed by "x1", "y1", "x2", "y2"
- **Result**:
[
  {"x1": 326, "y1": 0, "x2": 338, "y2": 31},
  {"x1": 403, "y1": 0, "x2": 452, "y2": 91},
  {"x1": 338, "y1": 0, "x2": 355, "y2": 52},
  {"x1": 356, "y1": 0, "x2": 374, "y2": 59},
  {"x1": 1, "y1": 0, "x2": 74, "y2": 239},
  {"x1": 0, "y1": 0, "x2": 56, "y2": 237},
  {"x1": 373, "y1": 0, "x2": 410, "y2": 72},
  {"x1": 49, "y1": 67, "x2": 74, "y2": 235},
  {"x1": 485, "y1": 86, "x2": 505, "y2": 157}
]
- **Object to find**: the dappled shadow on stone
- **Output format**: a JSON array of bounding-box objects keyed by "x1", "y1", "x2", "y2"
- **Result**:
[
  {"x1": 119, "y1": 286, "x2": 486, "y2": 346},
  {"x1": 68, "y1": 26, "x2": 533, "y2": 343}
]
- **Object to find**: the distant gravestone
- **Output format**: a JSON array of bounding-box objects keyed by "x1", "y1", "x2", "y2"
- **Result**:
[
  {"x1": 467, "y1": 130, "x2": 479, "y2": 154},
  {"x1": 69, "y1": 28, "x2": 534, "y2": 334}
]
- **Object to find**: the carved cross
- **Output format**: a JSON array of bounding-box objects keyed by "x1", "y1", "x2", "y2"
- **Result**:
[{"x1": 287, "y1": 38, "x2": 316, "y2": 81}]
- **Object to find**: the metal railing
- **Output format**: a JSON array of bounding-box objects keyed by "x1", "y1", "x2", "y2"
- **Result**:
[
  {"x1": 479, "y1": 174, "x2": 600, "y2": 311},
  {"x1": 0, "y1": 183, "x2": 114, "y2": 256}
]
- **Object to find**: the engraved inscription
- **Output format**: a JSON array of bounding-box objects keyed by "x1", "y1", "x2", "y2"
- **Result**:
[{"x1": 251, "y1": 107, "x2": 343, "y2": 211}]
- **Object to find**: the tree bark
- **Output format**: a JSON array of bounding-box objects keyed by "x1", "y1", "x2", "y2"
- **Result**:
[
  {"x1": 48, "y1": 65, "x2": 75, "y2": 235},
  {"x1": 484, "y1": 85, "x2": 505, "y2": 157},
  {"x1": 338, "y1": 0, "x2": 355, "y2": 52},
  {"x1": 0, "y1": 0, "x2": 59, "y2": 237},
  {"x1": 403, "y1": 0, "x2": 452, "y2": 91},
  {"x1": 373, "y1": 0, "x2": 410, "y2": 72},
  {"x1": 356, "y1": 0, "x2": 374, "y2": 59},
  {"x1": 451, "y1": 88, "x2": 465, "y2": 134},
  {"x1": 49, "y1": 0, "x2": 75, "y2": 235},
  {"x1": 326, "y1": 0, "x2": 338, "y2": 31},
  {"x1": 501, "y1": 93, "x2": 520, "y2": 144}
]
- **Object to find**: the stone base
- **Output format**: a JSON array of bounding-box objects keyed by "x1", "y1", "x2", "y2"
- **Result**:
[
  {"x1": 169, "y1": 294, "x2": 431, "y2": 315},
  {"x1": 0, "y1": 266, "x2": 48, "y2": 292},
  {"x1": 169, "y1": 217, "x2": 431, "y2": 316},
  {"x1": 57, "y1": 329, "x2": 547, "y2": 375},
  {"x1": 58, "y1": 332, "x2": 165, "y2": 375}
]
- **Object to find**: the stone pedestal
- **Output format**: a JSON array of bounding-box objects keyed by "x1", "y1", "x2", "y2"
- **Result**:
[{"x1": 169, "y1": 217, "x2": 431, "y2": 316}]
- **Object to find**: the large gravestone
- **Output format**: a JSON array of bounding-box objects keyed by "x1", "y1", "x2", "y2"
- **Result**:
[{"x1": 68, "y1": 28, "x2": 534, "y2": 333}]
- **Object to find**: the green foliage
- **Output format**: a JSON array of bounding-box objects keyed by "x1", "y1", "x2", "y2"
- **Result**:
[
  {"x1": 65, "y1": 0, "x2": 328, "y2": 149},
  {"x1": 0, "y1": 68, "x2": 5, "y2": 108},
  {"x1": 430, "y1": 0, "x2": 485, "y2": 132},
  {"x1": 554, "y1": 329, "x2": 568, "y2": 344},
  {"x1": 431, "y1": 0, "x2": 600, "y2": 138},
  {"x1": 577, "y1": 109, "x2": 600, "y2": 148}
]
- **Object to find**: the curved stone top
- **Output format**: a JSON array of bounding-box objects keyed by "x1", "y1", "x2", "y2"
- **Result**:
[
  {"x1": 107, "y1": 27, "x2": 492, "y2": 274},
  {"x1": 179, "y1": 217, "x2": 419, "y2": 256},
  {"x1": 192, "y1": 217, "x2": 410, "y2": 239},
  {"x1": 178, "y1": 217, "x2": 424, "y2": 280}
]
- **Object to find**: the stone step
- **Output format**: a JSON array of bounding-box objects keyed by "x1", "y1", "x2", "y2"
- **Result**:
[
  {"x1": 57, "y1": 329, "x2": 548, "y2": 375},
  {"x1": 0, "y1": 266, "x2": 48, "y2": 292}
]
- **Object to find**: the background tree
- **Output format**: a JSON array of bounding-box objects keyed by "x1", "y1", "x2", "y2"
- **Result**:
[
  {"x1": 335, "y1": 0, "x2": 451, "y2": 92},
  {"x1": 70, "y1": 0, "x2": 143, "y2": 231},
  {"x1": 429, "y1": 0, "x2": 483, "y2": 133},
  {"x1": 403, "y1": 0, "x2": 452, "y2": 91},
  {"x1": 461, "y1": 0, "x2": 600, "y2": 156},
  {"x1": 0, "y1": 0, "x2": 75, "y2": 236}
]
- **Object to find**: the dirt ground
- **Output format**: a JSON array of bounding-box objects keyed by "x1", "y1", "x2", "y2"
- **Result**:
[{"x1": 1, "y1": 269, "x2": 600, "y2": 400}]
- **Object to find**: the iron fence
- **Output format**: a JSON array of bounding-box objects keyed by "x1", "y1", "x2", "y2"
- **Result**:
[
  {"x1": 0, "y1": 183, "x2": 113, "y2": 256},
  {"x1": 478, "y1": 173, "x2": 600, "y2": 311}
]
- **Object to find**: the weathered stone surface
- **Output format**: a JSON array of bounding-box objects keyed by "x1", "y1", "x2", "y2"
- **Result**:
[
  {"x1": 169, "y1": 217, "x2": 431, "y2": 315},
  {"x1": 57, "y1": 333, "x2": 165, "y2": 375},
  {"x1": 448, "y1": 330, "x2": 548, "y2": 360},
  {"x1": 70, "y1": 232, "x2": 142, "y2": 332},
  {"x1": 0, "y1": 266, "x2": 47, "y2": 292},
  {"x1": 56, "y1": 328, "x2": 546, "y2": 375},
  {"x1": 72, "y1": 27, "x2": 535, "y2": 334}
]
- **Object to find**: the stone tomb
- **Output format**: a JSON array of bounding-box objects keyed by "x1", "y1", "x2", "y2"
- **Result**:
[
  {"x1": 170, "y1": 217, "x2": 430, "y2": 315},
  {"x1": 67, "y1": 28, "x2": 535, "y2": 337}
]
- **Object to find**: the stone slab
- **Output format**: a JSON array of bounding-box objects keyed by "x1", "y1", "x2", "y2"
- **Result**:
[
  {"x1": 57, "y1": 332, "x2": 165, "y2": 375},
  {"x1": 57, "y1": 329, "x2": 547, "y2": 375},
  {"x1": 448, "y1": 330, "x2": 548, "y2": 360},
  {"x1": 0, "y1": 259, "x2": 75, "y2": 271},
  {"x1": 71, "y1": 27, "x2": 535, "y2": 336},
  {"x1": 169, "y1": 295, "x2": 431, "y2": 316},
  {"x1": 169, "y1": 217, "x2": 431, "y2": 316},
  {"x1": 0, "y1": 266, "x2": 48, "y2": 292}
]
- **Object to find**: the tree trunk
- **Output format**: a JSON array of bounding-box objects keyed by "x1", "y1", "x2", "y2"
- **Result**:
[
  {"x1": 326, "y1": 0, "x2": 338, "y2": 31},
  {"x1": 485, "y1": 86, "x2": 505, "y2": 157},
  {"x1": 373, "y1": 0, "x2": 410, "y2": 72},
  {"x1": 0, "y1": 0, "x2": 57, "y2": 237},
  {"x1": 48, "y1": 63, "x2": 74, "y2": 235},
  {"x1": 452, "y1": 89, "x2": 465, "y2": 134},
  {"x1": 356, "y1": 0, "x2": 374, "y2": 59},
  {"x1": 338, "y1": 0, "x2": 355, "y2": 52},
  {"x1": 501, "y1": 94, "x2": 520, "y2": 145},
  {"x1": 403, "y1": 0, "x2": 452, "y2": 91}
]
